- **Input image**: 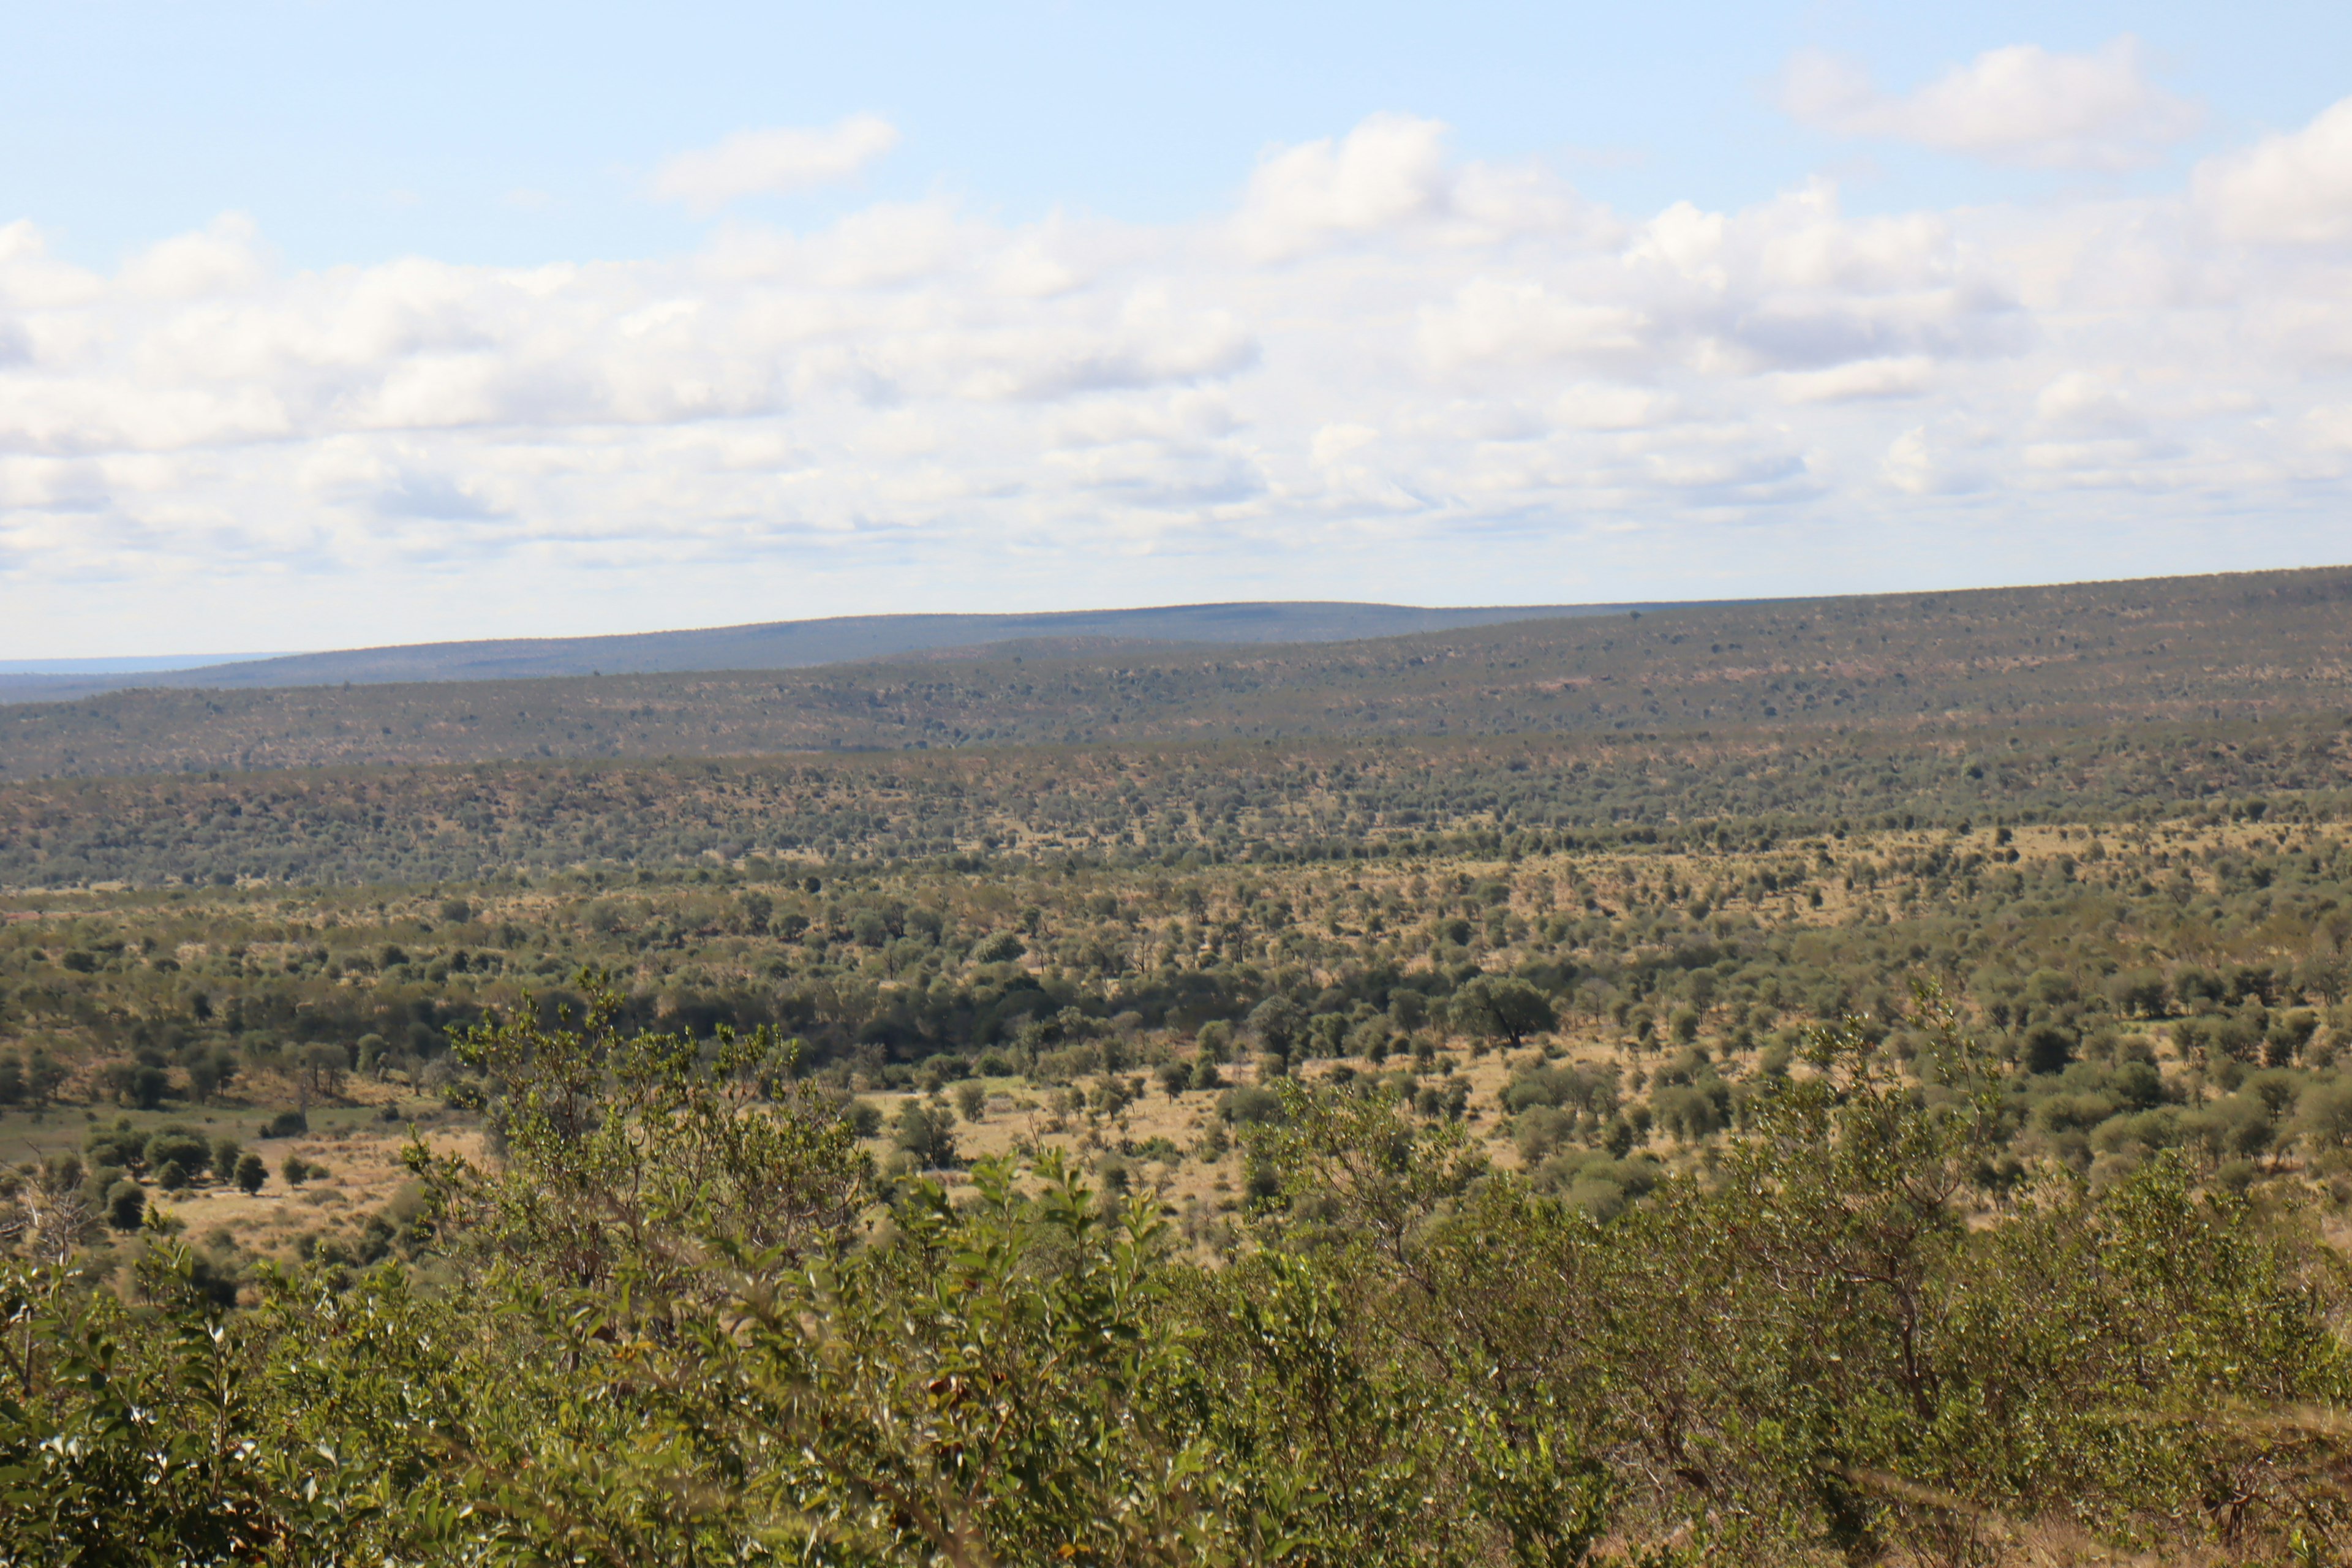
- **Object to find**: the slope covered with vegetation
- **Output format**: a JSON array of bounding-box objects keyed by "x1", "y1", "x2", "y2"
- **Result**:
[
  {"x1": 4, "y1": 564, "x2": 2348, "y2": 780},
  {"x1": 4, "y1": 567, "x2": 2352, "y2": 1562}
]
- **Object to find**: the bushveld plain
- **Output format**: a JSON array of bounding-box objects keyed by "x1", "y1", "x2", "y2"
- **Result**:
[{"x1": 6, "y1": 570, "x2": 2352, "y2": 1564}]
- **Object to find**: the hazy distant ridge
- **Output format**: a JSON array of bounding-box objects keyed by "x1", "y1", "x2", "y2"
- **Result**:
[
  {"x1": 4, "y1": 601, "x2": 1633, "y2": 703},
  {"x1": 7, "y1": 565, "x2": 2351, "y2": 782}
]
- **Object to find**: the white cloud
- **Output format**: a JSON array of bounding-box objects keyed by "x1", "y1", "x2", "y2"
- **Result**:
[
  {"x1": 119, "y1": 213, "x2": 270, "y2": 300},
  {"x1": 8, "y1": 102, "x2": 2352, "y2": 652},
  {"x1": 2034, "y1": 370, "x2": 2141, "y2": 432},
  {"x1": 1883, "y1": 425, "x2": 1986, "y2": 495},
  {"x1": 1418, "y1": 281, "x2": 1648, "y2": 369},
  {"x1": 651, "y1": 115, "x2": 900, "y2": 213},
  {"x1": 1776, "y1": 356, "x2": 1933, "y2": 404},
  {"x1": 1229, "y1": 113, "x2": 1594, "y2": 261},
  {"x1": 1234, "y1": 113, "x2": 1451, "y2": 260},
  {"x1": 1782, "y1": 38, "x2": 2201, "y2": 172},
  {"x1": 2194, "y1": 96, "x2": 2352, "y2": 245}
]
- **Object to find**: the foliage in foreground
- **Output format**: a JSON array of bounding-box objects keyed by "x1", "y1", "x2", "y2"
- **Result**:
[{"x1": 2, "y1": 990, "x2": 2348, "y2": 1566}]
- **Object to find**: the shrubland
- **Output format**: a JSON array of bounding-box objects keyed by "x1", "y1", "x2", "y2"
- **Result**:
[
  {"x1": 6, "y1": 785, "x2": 2352, "y2": 1559},
  {"x1": 4, "y1": 567, "x2": 2352, "y2": 1560}
]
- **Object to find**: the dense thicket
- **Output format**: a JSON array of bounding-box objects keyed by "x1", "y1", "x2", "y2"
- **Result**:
[{"x1": 3, "y1": 994, "x2": 2345, "y2": 1565}]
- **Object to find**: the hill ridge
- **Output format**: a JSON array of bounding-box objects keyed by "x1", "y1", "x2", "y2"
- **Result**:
[
  {"x1": 4, "y1": 600, "x2": 1657, "y2": 704},
  {"x1": 4, "y1": 563, "x2": 2349, "y2": 782}
]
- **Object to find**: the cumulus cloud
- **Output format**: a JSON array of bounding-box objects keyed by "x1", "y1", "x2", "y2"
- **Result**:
[
  {"x1": 119, "y1": 212, "x2": 270, "y2": 299},
  {"x1": 1230, "y1": 113, "x2": 1594, "y2": 261},
  {"x1": 2195, "y1": 96, "x2": 2352, "y2": 245},
  {"x1": 651, "y1": 115, "x2": 900, "y2": 213},
  {"x1": 1234, "y1": 113, "x2": 1452, "y2": 260},
  {"x1": 5, "y1": 96, "x2": 2352, "y2": 652},
  {"x1": 1782, "y1": 38, "x2": 2202, "y2": 171}
]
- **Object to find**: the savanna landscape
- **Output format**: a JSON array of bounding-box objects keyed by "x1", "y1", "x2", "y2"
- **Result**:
[{"x1": 5, "y1": 571, "x2": 2352, "y2": 1564}]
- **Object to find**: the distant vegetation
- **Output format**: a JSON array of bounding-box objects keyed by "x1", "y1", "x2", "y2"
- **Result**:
[
  {"x1": 4, "y1": 565, "x2": 2349, "y2": 780},
  {"x1": 0, "y1": 715, "x2": 2343, "y2": 891}
]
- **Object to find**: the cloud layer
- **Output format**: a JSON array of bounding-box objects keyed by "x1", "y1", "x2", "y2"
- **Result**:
[{"x1": 5, "y1": 67, "x2": 2352, "y2": 653}]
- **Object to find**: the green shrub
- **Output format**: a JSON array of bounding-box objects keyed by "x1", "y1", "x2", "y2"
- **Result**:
[
  {"x1": 104, "y1": 1178, "x2": 145, "y2": 1231},
  {"x1": 143, "y1": 1129, "x2": 211, "y2": 1180}
]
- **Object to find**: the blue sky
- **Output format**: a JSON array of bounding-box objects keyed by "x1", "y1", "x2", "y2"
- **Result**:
[
  {"x1": 12, "y1": 1, "x2": 2343, "y2": 266},
  {"x1": 4, "y1": 3, "x2": 2352, "y2": 655}
]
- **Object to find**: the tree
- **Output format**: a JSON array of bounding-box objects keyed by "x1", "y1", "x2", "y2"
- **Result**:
[
  {"x1": 2292, "y1": 1081, "x2": 2352, "y2": 1155},
  {"x1": 1452, "y1": 974, "x2": 1557, "y2": 1048},
  {"x1": 894, "y1": 1102, "x2": 960, "y2": 1170},
  {"x1": 233, "y1": 1152, "x2": 268, "y2": 1193},
  {"x1": 1248, "y1": 995, "x2": 1305, "y2": 1057},
  {"x1": 1157, "y1": 1060, "x2": 1191, "y2": 1101},
  {"x1": 299, "y1": 1040, "x2": 349, "y2": 1099},
  {"x1": 128, "y1": 1064, "x2": 171, "y2": 1109},
  {"x1": 144, "y1": 1129, "x2": 211, "y2": 1182}
]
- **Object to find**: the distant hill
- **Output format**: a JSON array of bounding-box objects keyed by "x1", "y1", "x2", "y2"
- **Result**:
[
  {"x1": 0, "y1": 601, "x2": 1646, "y2": 705},
  {"x1": 4, "y1": 565, "x2": 2350, "y2": 781}
]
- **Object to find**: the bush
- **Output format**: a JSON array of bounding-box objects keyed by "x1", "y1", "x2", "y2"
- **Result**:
[
  {"x1": 2020, "y1": 1020, "x2": 2076, "y2": 1074},
  {"x1": 1515, "y1": 1104, "x2": 1575, "y2": 1164},
  {"x1": 1502, "y1": 1062, "x2": 1617, "y2": 1116},
  {"x1": 891, "y1": 1101, "x2": 959, "y2": 1170},
  {"x1": 1220, "y1": 1084, "x2": 1287, "y2": 1127},
  {"x1": 105, "y1": 1178, "x2": 145, "y2": 1231},
  {"x1": 1450, "y1": 974, "x2": 1557, "y2": 1047},
  {"x1": 1651, "y1": 1080, "x2": 1731, "y2": 1141},
  {"x1": 262, "y1": 1109, "x2": 309, "y2": 1139},
  {"x1": 233, "y1": 1152, "x2": 268, "y2": 1193},
  {"x1": 86, "y1": 1121, "x2": 149, "y2": 1173},
  {"x1": 972, "y1": 932, "x2": 1023, "y2": 963},
  {"x1": 143, "y1": 1129, "x2": 211, "y2": 1180},
  {"x1": 281, "y1": 1155, "x2": 311, "y2": 1188}
]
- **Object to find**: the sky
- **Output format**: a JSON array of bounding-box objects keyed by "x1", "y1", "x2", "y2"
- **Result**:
[{"x1": 5, "y1": 2, "x2": 2352, "y2": 657}]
